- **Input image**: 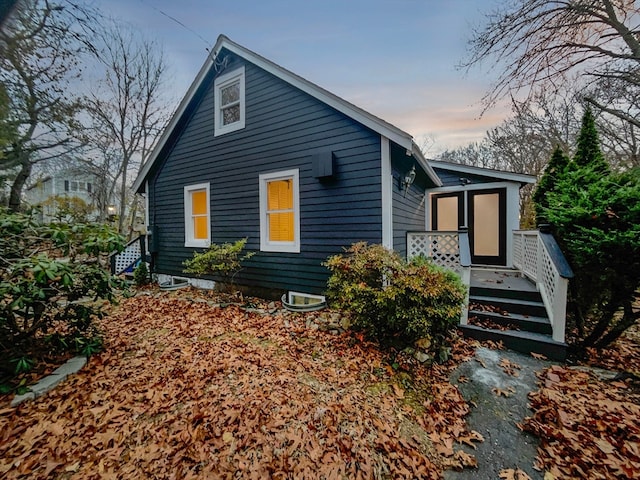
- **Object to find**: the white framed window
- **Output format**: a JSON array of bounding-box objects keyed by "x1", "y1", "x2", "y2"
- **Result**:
[
  {"x1": 214, "y1": 67, "x2": 245, "y2": 136},
  {"x1": 184, "y1": 183, "x2": 211, "y2": 248},
  {"x1": 259, "y1": 169, "x2": 300, "y2": 253}
]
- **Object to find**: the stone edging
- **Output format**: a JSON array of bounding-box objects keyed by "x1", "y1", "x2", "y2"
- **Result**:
[{"x1": 11, "y1": 356, "x2": 87, "y2": 407}]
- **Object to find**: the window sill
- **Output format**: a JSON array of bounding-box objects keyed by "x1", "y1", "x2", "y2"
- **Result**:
[
  {"x1": 260, "y1": 243, "x2": 300, "y2": 254},
  {"x1": 185, "y1": 240, "x2": 211, "y2": 248}
]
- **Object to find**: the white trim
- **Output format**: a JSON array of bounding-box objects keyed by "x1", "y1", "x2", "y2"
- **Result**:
[
  {"x1": 184, "y1": 182, "x2": 211, "y2": 248},
  {"x1": 214, "y1": 66, "x2": 245, "y2": 136},
  {"x1": 144, "y1": 180, "x2": 150, "y2": 229},
  {"x1": 429, "y1": 160, "x2": 535, "y2": 185},
  {"x1": 259, "y1": 169, "x2": 300, "y2": 253},
  {"x1": 288, "y1": 291, "x2": 326, "y2": 304},
  {"x1": 381, "y1": 136, "x2": 393, "y2": 249},
  {"x1": 411, "y1": 142, "x2": 442, "y2": 187},
  {"x1": 426, "y1": 180, "x2": 516, "y2": 194},
  {"x1": 133, "y1": 35, "x2": 432, "y2": 193}
]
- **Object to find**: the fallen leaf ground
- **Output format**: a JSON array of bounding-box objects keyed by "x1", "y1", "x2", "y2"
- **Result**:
[
  {"x1": 522, "y1": 325, "x2": 640, "y2": 479},
  {"x1": 0, "y1": 290, "x2": 479, "y2": 479}
]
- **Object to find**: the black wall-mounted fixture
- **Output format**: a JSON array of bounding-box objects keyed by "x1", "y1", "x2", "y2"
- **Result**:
[
  {"x1": 313, "y1": 151, "x2": 336, "y2": 179},
  {"x1": 402, "y1": 165, "x2": 416, "y2": 196}
]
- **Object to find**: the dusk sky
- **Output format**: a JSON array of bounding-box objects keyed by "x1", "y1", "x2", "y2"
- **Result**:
[{"x1": 105, "y1": 0, "x2": 506, "y2": 154}]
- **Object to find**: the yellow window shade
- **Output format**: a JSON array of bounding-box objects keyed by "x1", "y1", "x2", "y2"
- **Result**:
[
  {"x1": 193, "y1": 216, "x2": 208, "y2": 240},
  {"x1": 267, "y1": 179, "x2": 293, "y2": 210},
  {"x1": 269, "y1": 212, "x2": 294, "y2": 242},
  {"x1": 191, "y1": 190, "x2": 207, "y2": 215}
]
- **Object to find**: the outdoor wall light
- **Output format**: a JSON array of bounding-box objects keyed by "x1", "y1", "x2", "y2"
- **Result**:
[
  {"x1": 107, "y1": 205, "x2": 117, "y2": 221},
  {"x1": 403, "y1": 165, "x2": 416, "y2": 196}
]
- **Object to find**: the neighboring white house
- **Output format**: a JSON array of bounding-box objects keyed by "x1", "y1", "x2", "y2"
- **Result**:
[{"x1": 24, "y1": 169, "x2": 99, "y2": 223}]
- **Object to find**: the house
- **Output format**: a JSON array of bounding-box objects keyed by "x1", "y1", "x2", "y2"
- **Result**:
[
  {"x1": 131, "y1": 34, "x2": 572, "y2": 358},
  {"x1": 132, "y1": 35, "x2": 531, "y2": 293},
  {"x1": 24, "y1": 169, "x2": 98, "y2": 223}
]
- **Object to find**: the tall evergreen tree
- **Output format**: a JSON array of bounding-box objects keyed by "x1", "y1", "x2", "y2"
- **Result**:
[
  {"x1": 532, "y1": 145, "x2": 570, "y2": 225},
  {"x1": 573, "y1": 107, "x2": 609, "y2": 173}
]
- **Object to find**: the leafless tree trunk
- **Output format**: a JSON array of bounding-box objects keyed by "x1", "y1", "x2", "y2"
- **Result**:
[
  {"x1": 0, "y1": 0, "x2": 95, "y2": 210},
  {"x1": 84, "y1": 22, "x2": 170, "y2": 235}
]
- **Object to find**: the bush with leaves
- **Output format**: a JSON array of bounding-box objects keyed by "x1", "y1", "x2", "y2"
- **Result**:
[
  {"x1": 534, "y1": 108, "x2": 640, "y2": 351},
  {"x1": 39, "y1": 195, "x2": 95, "y2": 223},
  {"x1": 0, "y1": 208, "x2": 125, "y2": 392},
  {"x1": 182, "y1": 238, "x2": 255, "y2": 289},
  {"x1": 324, "y1": 242, "x2": 465, "y2": 360},
  {"x1": 542, "y1": 166, "x2": 640, "y2": 351},
  {"x1": 133, "y1": 261, "x2": 150, "y2": 287}
]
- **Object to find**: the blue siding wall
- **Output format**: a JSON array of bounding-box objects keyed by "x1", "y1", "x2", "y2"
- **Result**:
[
  {"x1": 391, "y1": 144, "x2": 430, "y2": 258},
  {"x1": 149, "y1": 51, "x2": 383, "y2": 294}
]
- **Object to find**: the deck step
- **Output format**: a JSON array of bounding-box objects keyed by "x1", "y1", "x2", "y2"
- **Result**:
[
  {"x1": 458, "y1": 324, "x2": 566, "y2": 361},
  {"x1": 468, "y1": 309, "x2": 552, "y2": 335},
  {"x1": 469, "y1": 285, "x2": 542, "y2": 303},
  {"x1": 469, "y1": 295, "x2": 547, "y2": 318}
]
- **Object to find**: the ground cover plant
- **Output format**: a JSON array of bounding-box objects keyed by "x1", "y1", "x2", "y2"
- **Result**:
[
  {"x1": 0, "y1": 289, "x2": 481, "y2": 479},
  {"x1": 0, "y1": 208, "x2": 125, "y2": 394}
]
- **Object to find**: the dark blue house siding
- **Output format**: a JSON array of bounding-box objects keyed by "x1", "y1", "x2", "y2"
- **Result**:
[
  {"x1": 148, "y1": 49, "x2": 384, "y2": 294},
  {"x1": 391, "y1": 144, "x2": 431, "y2": 258}
]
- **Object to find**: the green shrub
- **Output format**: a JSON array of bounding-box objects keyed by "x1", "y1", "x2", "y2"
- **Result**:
[
  {"x1": 324, "y1": 242, "x2": 465, "y2": 358},
  {"x1": 542, "y1": 166, "x2": 640, "y2": 350},
  {"x1": 182, "y1": 238, "x2": 255, "y2": 288},
  {"x1": 0, "y1": 208, "x2": 126, "y2": 392},
  {"x1": 133, "y1": 261, "x2": 150, "y2": 287}
]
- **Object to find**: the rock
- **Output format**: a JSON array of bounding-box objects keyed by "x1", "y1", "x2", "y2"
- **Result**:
[
  {"x1": 414, "y1": 351, "x2": 432, "y2": 363},
  {"x1": 415, "y1": 337, "x2": 432, "y2": 350},
  {"x1": 339, "y1": 316, "x2": 352, "y2": 330},
  {"x1": 568, "y1": 365, "x2": 619, "y2": 381}
]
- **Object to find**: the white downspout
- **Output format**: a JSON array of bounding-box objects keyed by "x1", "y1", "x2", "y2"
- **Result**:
[{"x1": 381, "y1": 136, "x2": 393, "y2": 250}]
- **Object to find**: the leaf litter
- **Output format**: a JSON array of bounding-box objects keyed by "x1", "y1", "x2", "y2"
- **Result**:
[
  {"x1": 0, "y1": 291, "x2": 481, "y2": 479},
  {"x1": 523, "y1": 356, "x2": 640, "y2": 478}
]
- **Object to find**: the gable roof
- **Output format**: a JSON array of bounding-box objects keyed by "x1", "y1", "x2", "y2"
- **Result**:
[
  {"x1": 133, "y1": 34, "x2": 441, "y2": 192},
  {"x1": 429, "y1": 160, "x2": 536, "y2": 186}
]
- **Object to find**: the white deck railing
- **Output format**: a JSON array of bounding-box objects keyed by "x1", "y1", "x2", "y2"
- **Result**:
[
  {"x1": 407, "y1": 230, "x2": 471, "y2": 325},
  {"x1": 513, "y1": 229, "x2": 574, "y2": 343},
  {"x1": 110, "y1": 236, "x2": 144, "y2": 275}
]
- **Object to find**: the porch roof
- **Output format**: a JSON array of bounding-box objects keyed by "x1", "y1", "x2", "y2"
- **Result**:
[{"x1": 429, "y1": 160, "x2": 536, "y2": 186}]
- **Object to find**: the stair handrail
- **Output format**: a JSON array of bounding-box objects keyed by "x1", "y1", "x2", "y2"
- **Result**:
[{"x1": 512, "y1": 226, "x2": 573, "y2": 343}]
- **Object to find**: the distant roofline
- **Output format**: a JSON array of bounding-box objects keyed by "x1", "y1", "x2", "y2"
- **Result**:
[{"x1": 133, "y1": 34, "x2": 441, "y2": 192}]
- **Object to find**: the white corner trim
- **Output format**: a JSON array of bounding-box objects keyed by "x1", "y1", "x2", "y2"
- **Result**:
[{"x1": 381, "y1": 137, "x2": 393, "y2": 250}]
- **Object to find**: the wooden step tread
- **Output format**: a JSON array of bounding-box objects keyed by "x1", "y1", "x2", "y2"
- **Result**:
[
  {"x1": 470, "y1": 295, "x2": 545, "y2": 308},
  {"x1": 459, "y1": 324, "x2": 566, "y2": 361}
]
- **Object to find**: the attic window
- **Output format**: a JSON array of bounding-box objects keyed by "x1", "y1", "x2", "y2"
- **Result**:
[{"x1": 214, "y1": 67, "x2": 245, "y2": 136}]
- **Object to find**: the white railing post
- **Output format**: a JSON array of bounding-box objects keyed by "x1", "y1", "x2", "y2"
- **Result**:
[{"x1": 551, "y1": 278, "x2": 568, "y2": 343}]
